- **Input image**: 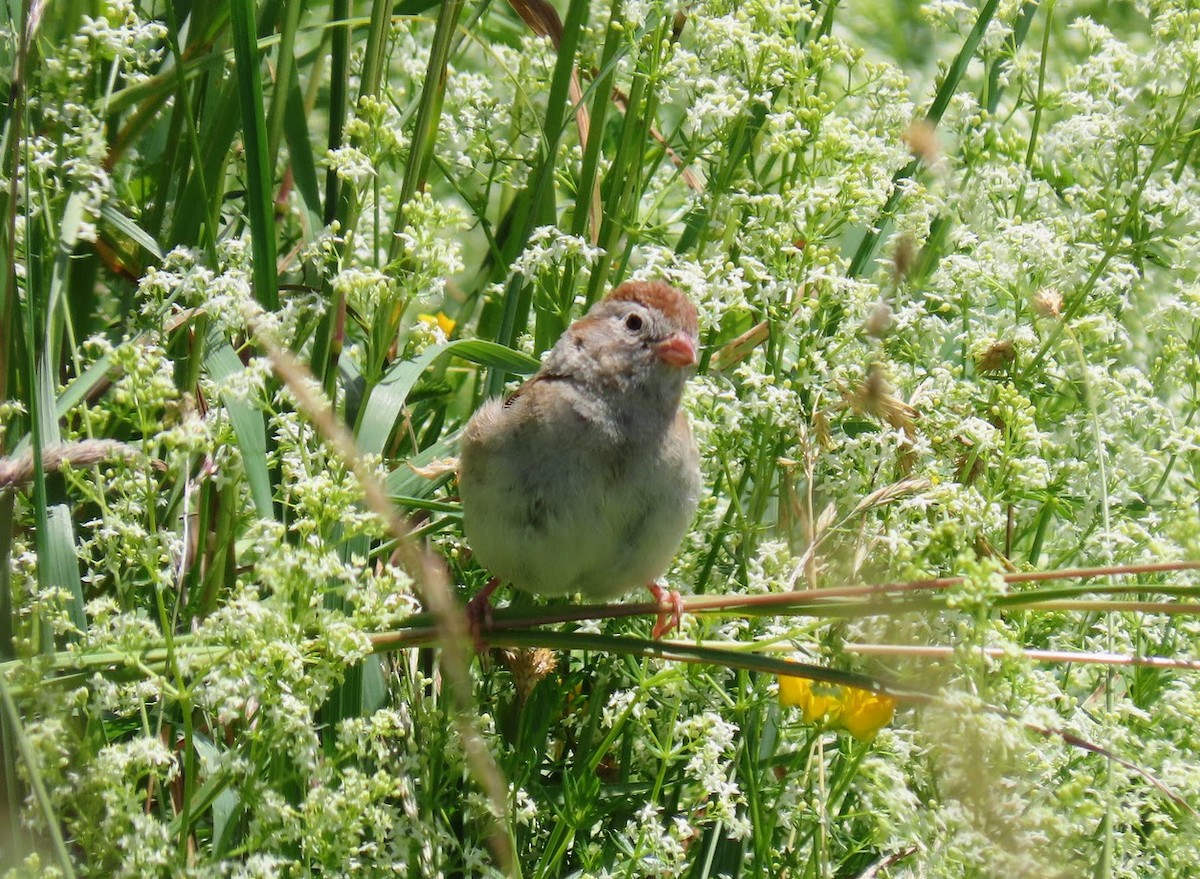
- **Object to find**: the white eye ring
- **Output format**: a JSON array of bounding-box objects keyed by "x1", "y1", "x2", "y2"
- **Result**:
[{"x1": 625, "y1": 313, "x2": 644, "y2": 332}]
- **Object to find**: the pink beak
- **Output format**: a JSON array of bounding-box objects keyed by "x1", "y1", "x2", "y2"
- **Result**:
[{"x1": 653, "y1": 332, "x2": 697, "y2": 367}]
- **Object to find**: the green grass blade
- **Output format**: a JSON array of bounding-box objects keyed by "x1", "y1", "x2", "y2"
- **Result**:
[
  {"x1": 569, "y1": 0, "x2": 623, "y2": 244},
  {"x1": 229, "y1": 0, "x2": 280, "y2": 311},
  {"x1": 384, "y1": 431, "x2": 460, "y2": 498},
  {"x1": 324, "y1": 0, "x2": 352, "y2": 225},
  {"x1": 266, "y1": 0, "x2": 303, "y2": 167},
  {"x1": 99, "y1": 201, "x2": 164, "y2": 261},
  {"x1": 9, "y1": 347, "x2": 114, "y2": 460},
  {"x1": 486, "y1": 0, "x2": 590, "y2": 394},
  {"x1": 168, "y1": 71, "x2": 239, "y2": 254},
  {"x1": 845, "y1": 0, "x2": 1002, "y2": 278},
  {"x1": 357, "y1": 339, "x2": 539, "y2": 456},
  {"x1": 204, "y1": 339, "x2": 274, "y2": 518},
  {"x1": 404, "y1": 629, "x2": 928, "y2": 703},
  {"x1": 308, "y1": 0, "x2": 354, "y2": 389},
  {"x1": 0, "y1": 676, "x2": 77, "y2": 878},
  {"x1": 25, "y1": 189, "x2": 89, "y2": 637},
  {"x1": 358, "y1": 0, "x2": 393, "y2": 105},
  {"x1": 39, "y1": 497, "x2": 86, "y2": 635},
  {"x1": 0, "y1": 493, "x2": 13, "y2": 660},
  {"x1": 281, "y1": 73, "x2": 325, "y2": 237},
  {"x1": 388, "y1": 0, "x2": 467, "y2": 260}
]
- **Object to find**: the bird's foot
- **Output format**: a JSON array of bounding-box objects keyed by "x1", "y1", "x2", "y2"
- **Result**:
[
  {"x1": 647, "y1": 582, "x2": 684, "y2": 639},
  {"x1": 466, "y1": 578, "x2": 500, "y2": 652}
]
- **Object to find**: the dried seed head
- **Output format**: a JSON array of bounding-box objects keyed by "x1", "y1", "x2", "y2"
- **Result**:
[
  {"x1": 813, "y1": 408, "x2": 835, "y2": 450},
  {"x1": 955, "y1": 453, "x2": 985, "y2": 486},
  {"x1": 847, "y1": 364, "x2": 918, "y2": 435},
  {"x1": 498, "y1": 647, "x2": 558, "y2": 704},
  {"x1": 902, "y1": 120, "x2": 940, "y2": 164},
  {"x1": 1031, "y1": 287, "x2": 1063, "y2": 319},
  {"x1": 408, "y1": 457, "x2": 460, "y2": 479},
  {"x1": 672, "y1": 8, "x2": 687, "y2": 40},
  {"x1": 976, "y1": 340, "x2": 1016, "y2": 374},
  {"x1": 863, "y1": 362, "x2": 888, "y2": 403},
  {"x1": 892, "y1": 234, "x2": 916, "y2": 283},
  {"x1": 865, "y1": 300, "x2": 892, "y2": 339}
]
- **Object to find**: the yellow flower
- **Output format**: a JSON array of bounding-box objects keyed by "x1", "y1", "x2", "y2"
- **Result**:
[
  {"x1": 779, "y1": 666, "x2": 896, "y2": 740},
  {"x1": 778, "y1": 676, "x2": 841, "y2": 724},
  {"x1": 837, "y1": 686, "x2": 896, "y2": 741},
  {"x1": 417, "y1": 311, "x2": 456, "y2": 336}
]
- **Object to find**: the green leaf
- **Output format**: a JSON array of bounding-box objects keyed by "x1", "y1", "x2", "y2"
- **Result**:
[
  {"x1": 281, "y1": 74, "x2": 324, "y2": 237},
  {"x1": 228, "y1": 0, "x2": 279, "y2": 311},
  {"x1": 204, "y1": 340, "x2": 274, "y2": 519},
  {"x1": 385, "y1": 431, "x2": 461, "y2": 499},
  {"x1": 192, "y1": 734, "x2": 241, "y2": 856},
  {"x1": 356, "y1": 339, "x2": 539, "y2": 457},
  {"x1": 166, "y1": 756, "x2": 235, "y2": 845},
  {"x1": 0, "y1": 676, "x2": 76, "y2": 877},
  {"x1": 29, "y1": 191, "x2": 88, "y2": 635},
  {"x1": 99, "y1": 201, "x2": 164, "y2": 260},
  {"x1": 389, "y1": 0, "x2": 468, "y2": 258}
]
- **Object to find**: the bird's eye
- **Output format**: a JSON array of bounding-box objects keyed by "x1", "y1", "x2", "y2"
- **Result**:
[{"x1": 624, "y1": 313, "x2": 644, "y2": 332}]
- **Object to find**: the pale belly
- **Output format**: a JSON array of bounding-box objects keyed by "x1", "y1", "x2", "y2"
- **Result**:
[{"x1": 460, "y1": 439, "x2": 699, "y2": 599}]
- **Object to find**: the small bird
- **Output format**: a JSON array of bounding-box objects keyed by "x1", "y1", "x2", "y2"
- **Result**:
[{"x1": 459, "y1": 280, "x2": 702, "y2": 638}]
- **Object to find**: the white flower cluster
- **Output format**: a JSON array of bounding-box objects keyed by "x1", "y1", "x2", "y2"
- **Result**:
[{"x1": 11, "y1": 0, "x2": 1200, "y2": 874}]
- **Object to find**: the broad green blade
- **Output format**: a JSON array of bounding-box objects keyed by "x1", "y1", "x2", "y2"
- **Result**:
[
  {"x1": 204, "y1": 339, "x2": 274, "y2": 519},
  {"x1": 356, "y1": 339, "x2": 539, "y2": 457}
]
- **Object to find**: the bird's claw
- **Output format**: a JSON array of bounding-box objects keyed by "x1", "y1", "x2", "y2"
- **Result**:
[
  {"x1": 647, "y1": 582, "x2": 684, "y2": 639},
  {"x1": 466, "y1": 578, "x2": 500, "y2": 653}
]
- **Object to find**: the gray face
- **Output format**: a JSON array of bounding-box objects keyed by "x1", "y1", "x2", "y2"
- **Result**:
[{"x1": 544, "y1": 297, "x2": 697, "y2": 405}]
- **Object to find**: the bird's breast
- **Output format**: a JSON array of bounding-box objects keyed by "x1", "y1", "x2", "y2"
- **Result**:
[{"x1": 460, "y1": 414, "x2": 698, "y2": 600}]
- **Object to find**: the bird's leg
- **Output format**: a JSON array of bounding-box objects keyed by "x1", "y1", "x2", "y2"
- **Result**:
[
  {"x1": 647, "y1": 581, "x2": 684, "y2": 639},
  {"x1": 466, "y1": 578, "x2": 500, "y2": 652}
]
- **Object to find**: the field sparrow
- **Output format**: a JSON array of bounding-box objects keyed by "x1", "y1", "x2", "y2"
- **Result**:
[{"x1": 459, "y1": 281, "x2": 702, "y2": 638}]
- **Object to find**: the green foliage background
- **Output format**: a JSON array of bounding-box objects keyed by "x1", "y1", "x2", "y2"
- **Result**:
[{"x1": 1, "y1": 0, "x2": 1200, "y2": 876}]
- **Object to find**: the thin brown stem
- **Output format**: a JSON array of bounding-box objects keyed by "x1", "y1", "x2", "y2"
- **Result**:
[{"x1": 846, "y1": 643, "x2": 1200, "y2": 670}]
